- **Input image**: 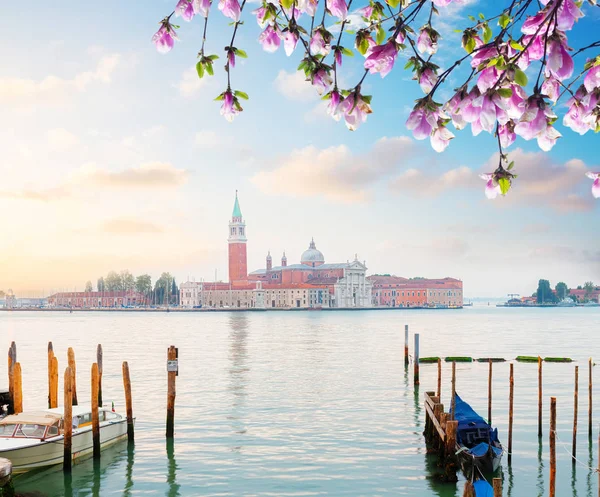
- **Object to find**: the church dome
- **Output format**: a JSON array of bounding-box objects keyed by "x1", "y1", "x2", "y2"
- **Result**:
[{"x1": 301, "y1": 238, "x2": 325, "y2": 266}]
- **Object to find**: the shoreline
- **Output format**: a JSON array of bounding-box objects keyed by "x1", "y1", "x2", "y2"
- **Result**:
[{"x1": 0, "y1": 306, "x2": 464, "y2": 313}]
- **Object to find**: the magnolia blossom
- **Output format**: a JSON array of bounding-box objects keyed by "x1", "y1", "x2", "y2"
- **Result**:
[
  {"x1": 218, "y1": 0, "x2": 241, "y2": 21},
  {"x1": 364, "y1": 42, "x2": 398, "y2": 78},
  {"x1": 541, "y1": 77, "x2": 560, "y2": 103},
  {"x1": 444, "y1": 90, "x2": 468, "y2": 130},
  {"x1": 357, "y1": 5, "x2": 373, "y2": 19},
  {"x1": 470, "y1": 46, "x2": 498, "y2": 69},
  {"x1": 521, "y1": 12, "x2": 550, "y2": 36},
  {"x1": 228, "y1": 50, "x2": 236, "y2": 68},
  {"x1": 336, "y1": 93, "x2": 372, "y2": 131},
  {"x1": 310, "y1": 29, "x2": 331, "y2": 57},
  {"x1": 298, "y1": 0, "x2": 318, "y2": 16},
  {"x1": 556, "y1": 0, "x2": 584, "y2": 31},
  {"x1": 327, "y1": 90, "x2": 343, "y2": 121},
  {"x1": 406, "y1": 106, "x2": 441, "y2": 140},
  {"x1": 430, "y1": 126, "x2": 454, "y2": 152},
  {"x1": 193, "y1": 0, "x2": 211, "y2": 18},
  {"x1": 152, "y1": 25, "x2": 178, "y2": 54},
  {"x1": 563, "y1": 89, "x2": 599, "y2": 135},
  {"x1": 479, "y1": 174, "x2": 502, "y2": 199},
  {"x1": 258, "y1": 25, "x2": 281, "y2": 53},
  {"x1": 586, "y1": 172, "x2": 600, "y2": 198},
  {"x1": 537, "y1": 125, "x2": 562, "y2": 151},
  {"x1": 176, "y1": 0, "x2": 196, "y2": 21},
  {"x1": 584, "y1": 65, "x2": 600, "y2": 92},
  {"x1": 395, "y1": 28, "x2": 406, "y2": 45},
  {"x1": 498, "y1": 123, "x2": 516, "y2": 148},
  {"x1": 546, "y1": 37, "x2": 574, "y2": 81},
  {"x1": 283, "y1": 31, "x2": 299, "y2": 56},
  {"x1": 253, "y1": 6, "x2": 269, "y2": 28},
  {"x1": 220, "y1": 91, "x2": 240, "y2": 122},
  {"x1": 328, "y1": 0, "x2": 348, "y2": 20},
  {"x1": 477, "y1": 66, "x2": 500, "y2": 93},
  {"x1": 335, "y1": 48, "x2": 343, "y2": 67},
  {"x1": 418, "y1": 68, "x2": 438, "y2": 94},
  {"x1": 417, "y1": 28, "x2": 437, "y2": 55},
  {"x1": 514, "y1": 97, "x2": 560, "y2": 149},
  {"x1": 432, "y1": 0, "x2": 453, "y2": 6},
  {"x1": 311, "y1": 69, "x2": 333, "y2": 95}
]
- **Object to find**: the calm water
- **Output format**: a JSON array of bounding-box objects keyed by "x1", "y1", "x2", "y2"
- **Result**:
[{"x1": 1, "y1": 307, "x2": 600, "y2": 496}]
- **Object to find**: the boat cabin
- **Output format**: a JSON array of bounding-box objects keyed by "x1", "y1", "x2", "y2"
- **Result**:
[{"x1": 0, "y1": 412, "x2": 62, "y2": 440}]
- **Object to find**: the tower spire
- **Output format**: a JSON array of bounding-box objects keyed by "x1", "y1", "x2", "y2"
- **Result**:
[{"x1": 232, "y1": 190, "x2": 242, "y2": 220}]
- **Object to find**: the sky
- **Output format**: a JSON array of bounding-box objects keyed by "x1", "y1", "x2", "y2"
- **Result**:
[{"x1": 1, "y1": 0, "x2": 599, "y2": 298}]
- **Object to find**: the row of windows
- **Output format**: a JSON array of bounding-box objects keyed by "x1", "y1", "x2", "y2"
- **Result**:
[{"x1": 230, "y1": 227, "x2": 245, "y2": 236}]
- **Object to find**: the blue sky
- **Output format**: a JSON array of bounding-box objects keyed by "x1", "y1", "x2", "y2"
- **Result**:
[{"x1": 0, "y1": 0, "x2": 598, "y2": 297}]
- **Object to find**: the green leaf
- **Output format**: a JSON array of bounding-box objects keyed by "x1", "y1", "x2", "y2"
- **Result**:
[
  {"x1": 214, "y1": 93, "x2": 225, "y2": 101},
  {"x1": 453, "y1": 29, "x2": 463, "y2": 33},
  {"x1": 376, "y1": 25, "x2": 385, "y2": 45},
  {"x1": 234, "y1": 90, "x2": 249, "y2": 100},
  {"x1": 499, "y1": 13, "x2": 510, "y2": 29},
  {"x1": 404, "y1": 59, "x2": 415, "y2": 70},
  {"x1": 483, "y1": 24, "x2": 493, "y2": 44},
  {"x1": 497, "y1": 87, "x2": 513, "y2": 98},
  {"x1": 358, "y1": 38, "x2": 369, "y2": 56},
  {"x1": 234, "y1": 48, "x2": 248, "y2": 58},
  {"x1": 468, "y1": 15, "x2": 476, "y2": 22},
  {"x1": 205, "y1": 62, "x2": 214, "y2": 76},
  {"x1": 509, "y1": 40, "x2": 524, "y2": 51},
  {"x1": 341, "y1": 47, "x2": 354, "y2": 57},
  {"x1": 280, "y1": 0, "x2": 293, "y2": 10},
  {"x1": 514, "y1": 67, "x2": 528, "y2": 86},
  {"x1": 362, "y1": 94, "x2": 372, "y2": 104},
  {"x1": 386, "y1": 0, "x2": 400, "y2": 8},
  {"x1": 207, "y1": 54, "x2": 220, "y2": 60},
  {"x1": 507, "y1": 161, "x2": 515, "y2": 171},
  {"x1": 498, "y1": 177, "x2": 511, "y2": 195},
  {"x1": 478, "y1": 12, "x2": 485, "y2": 20},
  {"x1": 196, "y1": 61, "x2": 205, "y2": 79},
  {"x1": 465, "y1": 37, "x2": 476, "y2": 54}
]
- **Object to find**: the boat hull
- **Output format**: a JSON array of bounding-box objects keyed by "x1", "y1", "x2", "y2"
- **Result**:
[
  {"x1": 458, "y1": 445, "x2": 502, "y2": 476},
  {"x1": 0, "y1": 419, "x2": 129, "y2": 473}
]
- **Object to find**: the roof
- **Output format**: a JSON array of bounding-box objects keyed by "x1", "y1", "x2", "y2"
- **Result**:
[
  {"x1": 250, "y1": 262, "x2": 354, "y2": 275},
  {"x1": 0, "y1": 411, "x2": 62, "y2": 426},
  {"x1": 232, "y1": 192, "x2": 242, "y2": 218}
]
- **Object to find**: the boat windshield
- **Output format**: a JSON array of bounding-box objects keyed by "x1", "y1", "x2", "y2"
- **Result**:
[
  {"x1": 15, "y1": 424, "x2": 47, "y2": 438},
  {"x1": 0, "y1": 424, "x2": 17, "y2": 437}
]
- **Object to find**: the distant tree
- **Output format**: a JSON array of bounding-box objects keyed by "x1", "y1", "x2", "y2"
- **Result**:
[
  {"x1": 105, "y1": 271, "x2": 122, "y2": 291},
  {"x1": 410, "y1": 277, "x2": 425, "y2": 280},
  {"x1": 555, "y1": 282, "x2": 568, "y2": 301},
  {"x1": 584, "y1": 281, "x2": 595, "y2": 299},
  {"x1": 121, "y1": 270, "x2": 135, "y2": 291},
  {"x1": 536, "y1": 280, "x2": 556, "y2": 304},
  {"x1": 171, "y1": 278, "x2": 179, "y2": 305},
  {"x1": 97, "y1": 277, "x2": 105, "y2": 292},
  {"x1": 154, "y1": 272, "x2": 174, "y2": 305},
  {"x1": 85, "y1": 281, "x2": 93, "y2": 292},
  {"x1": 0, "y1": 290, "x2": 5, "y2": 298},
  {"x1": 577, "y1": 285, "x2": 583, "y2": 290},
  {"x1": 135, "y1": 274, "x2": 152, "y2": 295}
]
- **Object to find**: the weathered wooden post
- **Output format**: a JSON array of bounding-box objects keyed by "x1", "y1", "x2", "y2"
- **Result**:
[
  {"x1": 67, "y1": 348, "x2": 78, "y2": 406},
  {"x1": 97, "y1": 344, "x2": 103, "y2": 407},
  {"x1": 404, "y1": 325, "x2": 409, "y2": 367},
  {"x1": 493, "y1": 477, "x2": 502, "y2": 497},
  {"x1": 488, "y1": 359, "x2": 493, "y2": 424},
  {"x1": 91, "y1": 363, "x2": 100, "y2": 459},
  {"x1": 0, "y1": 458, "x2": 14, "y2": 497},
  {"x1": 589, "y1": 358, "x2": 592, "y2": 438},
  {"x1": 538, "y1": 357, "x2": 543, "y2": 438},
  {"x1": 573, "y1": 365, "x2": 579, "y2": 459},
  {"x1": 414, "y1": 333, "x2": 420, "y2": 386},
  {"x1": 48, "y1": 342, "x2": 54, "y2": 409},
  {"x1": 64, "y1": 367, "x2": 73, "y2": 473},
  {"x1": 7, "y1": 344, "x2": 15, "y2": 415},
  {"x1": 166, "y1": 346, "x2": 178, "y2": 438},
  {"x1": 451, "y1": 362, "x2": 456, "y2": 420},
  {"x1": 50, "y1": 356, "x2": 58, "y2": 409},
  {"x1": 549, "y1": 397, "x2": 556, "y2": 497},
  {"x1": 122, "y1": 362, "x2": 134, "y2": 442},
  {"x1": 463, "y1": 481, "x2": 475, "y2": 497},
  {"x1": 508, "y1": 363, "x2": 514, "y2": 464},
  {"x1": 437, "y1": 358, "x2": 442, "y2": 398},
  {"x1": 445, "y1": 420, "x2": 458, "y2": 482},
  {"x1": 13, "y1": 363, "x2": 22, "y2": 414},
  {"x1": 433, "y1": 402, "x2": 443, "y2": 451}
]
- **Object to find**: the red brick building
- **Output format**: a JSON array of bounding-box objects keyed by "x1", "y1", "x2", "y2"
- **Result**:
[
  {"x1": 369, "y1": 276, "x2": 463, "y2": 307},
  {"x1": 47, "y1": 291, "x2": 148, "y2": 308}
]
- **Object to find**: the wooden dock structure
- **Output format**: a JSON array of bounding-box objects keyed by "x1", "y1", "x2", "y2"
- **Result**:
[{"x1": 423, "y1": 390, "x2": 459, "y2": 482}]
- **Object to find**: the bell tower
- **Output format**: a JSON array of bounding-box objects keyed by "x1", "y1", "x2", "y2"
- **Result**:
[{"x1": 228, "y1": 191, "x2": 247, "y2": 282}]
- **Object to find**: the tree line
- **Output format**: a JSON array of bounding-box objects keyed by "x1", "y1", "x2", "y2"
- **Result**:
[{"x1": 534, "y1": 280, "x2": 597, "y2": 304}]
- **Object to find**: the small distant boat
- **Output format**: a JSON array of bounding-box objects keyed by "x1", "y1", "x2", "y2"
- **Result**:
[
  {"x1": 450, "y1": 394, "x2": 503, "y2": 473},
  {"x1": 557, "y1": 299, "x2": 576, "y2": 307},
  {"x1": 0, "y1": 406, "x2": 130, "y2": 473}
]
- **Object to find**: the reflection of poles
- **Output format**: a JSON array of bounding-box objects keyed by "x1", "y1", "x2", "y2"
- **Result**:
[
  {"x1": 92, "y1": 459, "x2": 101, "y2": 497},
  {"x1": 166, "y1": 438, "x2": 181, "y2": 497},
  {"x1": 123, "y1": 443, "x2": 134, "y2": 497}
]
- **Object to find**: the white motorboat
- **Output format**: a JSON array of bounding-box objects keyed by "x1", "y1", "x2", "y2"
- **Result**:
[{"x1": 0, "y1": 406, "x2": 130, "y2": 473}]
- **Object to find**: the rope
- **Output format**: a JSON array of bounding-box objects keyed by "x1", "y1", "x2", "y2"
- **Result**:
[{"x1": 552, "y1": 429, "x2": 599, "y2": 473}]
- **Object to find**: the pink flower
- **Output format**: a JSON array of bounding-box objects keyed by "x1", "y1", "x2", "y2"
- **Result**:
[
  {"x1": 586, "y1": 172, "x2": 600, "y2": 198},
  {"x1": 176, "y1": 0, "x2": 196, "y2": 21},
  {"x1": 327, "y1": 90, "x2": 343, "y2": 121},
  {"x1": 546, "y1": 37, "x2": 574, "y2": 81},
  {"x1": 444, "y1": 90, "x2": 468, "y2": 130},
  {"x1": 470, "y1": 46, "x2": 498, "y2": 69},
  {"x1": 395, "y1": 29, "x2": 406, "y2": 45},
  {"x1": 541, "y1": 77, "x2": 560, "y2": 103},
  {"x1": 328, "y1": 0, "x2": 348, "y2": 20},
  {"x1": 259, "y1": 25, "x2": 281, "y2": 53},
  {"x1": 584, "y1": 65, "x2": 600, "y2": 92},
  {"x1": 298, "y1": 0, "x2": 318, "y2": 16},
  {"x1": 521, "y1": 12, "x2": 549, "y2": 35},
  {"x1": 335, "y1": 48, "x2": 343, "y2": 66},
  {"x1": 498, "y1": 123, "x2": 516, "y2": 148},
  {"x1": 228, "y1": 49, "x2": 236, "y2": 68},
  {"x1": 522, "y1": 35, "x2": 545, "y2": 61},
  {"x1": 310, "y1": 29, "x2": 331, "y2": 57},
  {"x1": 283, "y1": 30, "x2": 299, "y2": 56},
  {"x1": 406, "y1": 106, "x2": 439, "y2": 140},
  {"x1": 311, "y1": 69, "x2": 332, "y2": 95},
  {"x1": 364, "y1": 42, "x2": 398, "y2": 78},
  {"x1": 253, "y1": 6, "x2": 269, "y2": 28},
  {"x1": 430, "y1": 126, "x2": 454, "y2": 152},
  {"x1": 557, "y1": 0, "x2": 583, "y2": 31},
  {"x1": 563, "y1": 90, "x2": 599, "y2": 135},
  {"x1": 537, "y1": 125, "x2": 561, "y2": 151},
  {"x1": 357, "y1": 5, "x2": 373, "y2": 19},
  {"x1": 476, "y1": 66, "x2": 499, "y2": 93},
  {"x1": 432, "y1": 0, "x2": 453, "y2": 6},
  {"x1": 417, "y1": 27, "x2": 437, "y2": 55},
  {"x1": 152, "y1": 24, "x2": 178, "y2": 54},
  {"x1": 336, "y1": 93, "x2": 372, "y2": 131},
  {"x1": 220, "y1": 91, "x2": 240, "y2": 122},
  {"x1": 480, "y1": 174, "x2": 501, "y2": 199},
  {"x1": 418, "y1": 67, "x2": 438, "y2": 94},
  {"x1": 514, "y1": 99, "x2": 549, "y2": 140},
  {"x1": 193, "y1": 0, "x2": 211, "y2": 18},
  {"x1": 218, "y1": 0, "x2": 240, "y2": 21}
]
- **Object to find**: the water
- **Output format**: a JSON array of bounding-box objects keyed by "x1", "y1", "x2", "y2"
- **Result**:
[{"x1": 1, "y1": 306, "x2": 599, "y2": 496}]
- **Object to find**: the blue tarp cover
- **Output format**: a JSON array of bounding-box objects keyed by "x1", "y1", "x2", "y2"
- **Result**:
[
  {"x1": 469, "y1": 442, "x2": 503, "y2": 457},
  {"x1": 450, "y1": 394, "x2": 488, "y2": 430},
  {"x1": 473, "y1": 480, "x2": 494, "y2": 497}
]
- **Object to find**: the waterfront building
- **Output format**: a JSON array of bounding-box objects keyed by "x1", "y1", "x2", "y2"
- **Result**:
[
  {"x1": 369, "y1": 276, "x2": 463, "y2": 307},
  {"x1": 47, "y1": 291, "x2": 148, "y2": 308},
  {"x1": 566, "y1": 287, "x2": 600, "y2": 303}
]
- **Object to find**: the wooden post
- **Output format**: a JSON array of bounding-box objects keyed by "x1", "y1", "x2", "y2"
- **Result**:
[
  {"x1": 463, "y1": 481, "x2": 474, "y2": 497},
  {"x1": 451, "y1": 362, "x2": 456, "y2": 420},
  {"x1": 437, "y1": 358, "x2": 442, "y2": 398},
  {"x1": 7, "y1": 344, "x2": 15, "y2": 415},
  {"x1": 549, "y1": 397, "x2": 556, "y2": 497},
  {"x1": 97, "y1": 345, "x2": 103, "y2": 408},
  {"x1": 488, "y1": 359, "x2": 493, "y2": 424},
  {"x1": 404, "y1": 325, "x2": 409, "y2": 367},
  {"x1": 64, "y1": 367, "x2": 73, "y2": 473},
  {"x1": 538, "y1": 356, "x2": 543, "y2": 438},
  {"x1": 48, "y1": 342, "x2": 54, "y2": 409},
  {"x1": 493, "y1": 477, "x2": 502, "y2": 497},
  {"x1": 91, "y1": 363, "x2": 100, "y2": 460},
  {"x1": 414, "y1": 333, "x2": 420, "y2": 386},
  {"x1": 50, "y1": 356, "x2": 58, "y2": 409},
  {"x1": 445, "y1": 420, "x2": 458, "y2": 482},
  {"x1": 13, "y1": 363, "x2": 22, "y2": 414},
  {"x1": 122, "y1": 362, "x2": 134, "y2": 442},
  {"x1": 589, "y1": 358, "x2": 593, "y2": 438},
  {"x1": 166, "y1": 346, "x2": 177, "y2": 438},
  {"x1": 67, "y1": 348, "x2": 78, "y2": 406},
  {"x1": 573, "y1": 365, "x2": 579, "y2": 459},
  {"x1": 508, "y1": 363, "x2": 514, "y2": 464}
]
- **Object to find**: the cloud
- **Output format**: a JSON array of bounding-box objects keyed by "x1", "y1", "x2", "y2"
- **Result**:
[
  {"x1": 73, "y1": 162, "x2": 189, "y2": 189},
  {"x1": 521, "y1": 223, "x2": 551, "y2": 235},
  {"x1": 195, "y1": 130, "x2": 223, "y2": 148},
  {"x1": 101, "y1": 218, "x2": 164, "y2": 234},
  {"x1": 0, "y1": 187, "x2": 69, "y2": 202},
  {"x1": 175, "y1": 67, "x2": 209, "y2": 97},
  {"x1": 251, "y1": 136, "x2": 415, "y2": 203},
  {"x1": 390, "y1": 166, "x2": 479, "y2": 197},
  {"x1": 47, "y1": 128, "x2": 79, "y2": 151},
  {"x1": 0, "y1": 55, "x2": 120, "y2": 106},
  {"x1": 274, "y1": 70, "x2": 318, "y2": 102}
]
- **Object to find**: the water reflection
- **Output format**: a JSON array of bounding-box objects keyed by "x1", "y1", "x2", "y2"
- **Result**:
[
  {"x1": 537, "y1": 438, "x2": 544, "y2": 497},
  {"x1": 228, "y1": 314, "x2": 250, "y2": 451},
  {"x1": 92, "y1": 459, "x2": 101, "y2": 497},
  {"x1": 571, "y1": 459, "x2": 578, "y2": 497},
  {"x1": 414, "y1": 383, "x2": 422, "y2": 431},
  {"x1": 123, "y1": 443, "x2": 134, "y2": 497},
  {"x1": 166, "y1": 438, "x2": 180, "y2": 497},
  {"x1": 424, "y1": 452, "x2": 458, "y2": 497},
  {"x1": 507, "y1": 460, "x2": 514, "y2": 497},
  {"x1": 586, "y1": 436, "x2": 593, "y2": 497}
]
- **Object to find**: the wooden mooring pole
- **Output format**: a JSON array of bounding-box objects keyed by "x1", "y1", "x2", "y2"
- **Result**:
[
  {"x1": 493, "y1": 478, "x2": 502, "y2": 497},
  {"x1": 589, "y1": 358, "x2": 593, "y2": 438},
  {"x1": 67, "y1": 348, "x2": 78, "y2": 406},
  {"x1": 13, "y1": 363, "x2": 22, "y2": 414},
  {"x1": 404, "y1": 325, "x2": 409, "y2": 367},
  {"x1": 573, "y1": 365, "x2": 579, "y2": 460},
  {"x1": 48, "y1": 342, "x2": 54, "y2": 409},
  {"x1": 437, "y1": 358, "x2": 442, "y2": 398},
  {"x1": 451, "y1": 362, "x2": 456, "y2": 419},
  {"x1": 488, "y1": 359, "x2": 493, "y2": 424},
  {"x1": 166, "y1": 346, "x2": 177, "y2": 438},
  {"x1": 97, "y1": 344, "x2": 103, "y2": 408},
  {"x1": 508, "y1": 362, "x2": 514, "y2": 464},
  {"x1": 91, "y1": 363, "x2": 100, "y2": 460},
  {"x1": 538, "y1": 357, "x2": 543, "y2": 438},
  {"x1": 463, "y1": 481, "x2": 474, "y2": 497},
  {"x1": 445, "y1": 420, "x2": 458, "y2": 482},
  {"x1": 7, "y1": 343, "x2": 16, "y2": 415},
  {"x1": 122, "y1": 362, "x2": 134, "y2": 442},
  {"x1": 414, "y1": 333, "x2": 420, "y2": 386},
  {"x1": 549, "y1": 396, "x2": 556, "y2": 497},
  {"x1": 64, "y1": 367, "x2": 73, "y2": 473},
  {"x1": 50, "y1": 356, "x2": 58, "y2": 409}
]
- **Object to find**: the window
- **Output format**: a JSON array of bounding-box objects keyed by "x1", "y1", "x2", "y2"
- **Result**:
[{"x1": 239, "y1": 227, "x2": 244, "y2": 235}]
